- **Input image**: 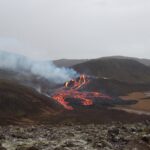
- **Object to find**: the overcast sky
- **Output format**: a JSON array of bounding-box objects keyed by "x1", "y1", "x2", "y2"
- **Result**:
[{"x1": 0, "y1": 0, "x2": 150, "y2": 60}]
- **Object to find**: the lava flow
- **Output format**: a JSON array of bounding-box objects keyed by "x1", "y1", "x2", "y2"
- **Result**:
[{"x1": 52, "y1": 75, "x2": 112, "y2": 110}]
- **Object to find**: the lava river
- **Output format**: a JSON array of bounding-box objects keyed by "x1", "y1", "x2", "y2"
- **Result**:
[{"x1": 52, "y1": 75, "x2": 112, "y2": 110}]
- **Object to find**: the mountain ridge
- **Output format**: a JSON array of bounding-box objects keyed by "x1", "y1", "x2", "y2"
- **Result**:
[
  {"x1": 53, "y1": 56, "x2": 150, "y2": 67},
  {"x1": 73, "y1": 58, "x2": 150, "y2": 83}
]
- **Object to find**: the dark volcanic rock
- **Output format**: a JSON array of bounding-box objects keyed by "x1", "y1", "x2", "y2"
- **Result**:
[
  {"x1": 16, "y1": 146, "x2": 39, "y2": 150},
  {"x1": 141, "y1": 134, "x2": 150, "y2": 144},
  {"x1": 0, "y1": 123, "x2": 150, "y2": 150},
  {"x1": 124, "y1": 140, "x2": 150, "y2": 150},
  {"x1": 0, "y1": 144, "x2": 6, "y2": 150}
]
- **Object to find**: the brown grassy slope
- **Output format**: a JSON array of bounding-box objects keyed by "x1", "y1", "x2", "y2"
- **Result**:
[
  {"x1": 120, "y1": 92, "x2": 150, "y2": 112},
  {"x1": 0, "y1": 79, "x2": 63, "y2": 125},
  {"x1": 44, "y1": 108, "x2": 150, "y2": 124}
]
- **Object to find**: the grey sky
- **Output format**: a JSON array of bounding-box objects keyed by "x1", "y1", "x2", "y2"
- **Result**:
[{"x1": 0, "y1": 0, "x2": 150, "y2": 60}]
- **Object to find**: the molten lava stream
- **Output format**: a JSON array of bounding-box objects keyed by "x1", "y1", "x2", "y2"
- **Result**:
[
  {"x1": 52, "y1": 74, "x2": 112, "y2": 110},
  {"x1": 65, "y1": 74, "x2": 89, "y2": 89},
  {"x1": 52, "y1": 94, "x2": 73, "y2": 110}
]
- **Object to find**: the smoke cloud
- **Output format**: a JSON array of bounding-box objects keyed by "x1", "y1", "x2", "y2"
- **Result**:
[{"x1": 0, "y1": 50, "x2": 78, "y2": 83}]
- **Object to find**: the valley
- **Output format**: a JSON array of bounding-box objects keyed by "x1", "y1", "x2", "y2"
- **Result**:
[{"x1": 0, "y1": 53, "x2": 150, "y2": 150}]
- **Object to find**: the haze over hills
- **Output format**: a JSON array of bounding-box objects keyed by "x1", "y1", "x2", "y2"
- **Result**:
[{"x1": 0, "y1": 50, "x2": 78, "y2": 84}]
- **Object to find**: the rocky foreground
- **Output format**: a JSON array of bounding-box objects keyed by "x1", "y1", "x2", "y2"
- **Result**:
[{"x1": 0, "y1": 122, "x2": 150, "y2": 150}]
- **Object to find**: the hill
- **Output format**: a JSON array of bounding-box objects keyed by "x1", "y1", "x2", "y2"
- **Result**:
[
  {"x1": 73, "y1": 58, "x2": 150, "y2": 83},
  {"x1": 101, "y1": 56, "x2": 150, "y2": 66},
  {"x1": 53, "y1": 56, "x2": 150, "y2": 68},
  {"x1": 0, "y1": 79, "x2": 63, "y2": 125}
]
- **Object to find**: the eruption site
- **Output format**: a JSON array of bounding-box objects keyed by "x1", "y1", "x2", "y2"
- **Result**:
[{"x1": 52, "y1": 75, "x2": 112, "y2": 110}]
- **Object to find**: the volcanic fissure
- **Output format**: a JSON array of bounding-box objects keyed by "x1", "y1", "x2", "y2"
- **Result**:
[{"x1": 52, "y1": 75, "x2": 112, "y2": 110}]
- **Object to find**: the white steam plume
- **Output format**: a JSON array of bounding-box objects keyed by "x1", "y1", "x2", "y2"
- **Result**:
[{"x1": 0, "y1": 50, "x2": 78, "y2": 83}]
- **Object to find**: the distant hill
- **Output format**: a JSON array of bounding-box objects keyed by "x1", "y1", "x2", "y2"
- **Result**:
[
  {"x1": 53, "y1": 59, "x2": 88, "y2": 67},
  {"x1": 73, "y1": 58, "x2": 150, "y2": 83},
  {"x1": 53, "y1": 56, "x2": 150, "y2": 68},
  {"x1": 101, "y1": 56, "x2": 150, "y2": 66}
]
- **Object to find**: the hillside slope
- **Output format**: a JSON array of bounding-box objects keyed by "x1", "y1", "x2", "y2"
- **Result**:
[
  {"x1": 53, "y1": 56, "x2": 150, "y2": 68},
  {"x1": 0, "y1": 79, "x2": 63, "y2": 125},
  {"x1": 73, "y1": 58, "x2": 150, "y2": 83}
]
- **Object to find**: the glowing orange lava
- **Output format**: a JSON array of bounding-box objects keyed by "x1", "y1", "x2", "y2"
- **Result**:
[
  {"x1": 52, "y1": 74, "x2": 111, "y2": 110},
  {"x1": 64, "y1": 74, "x2": 88, "y2": 89}
]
